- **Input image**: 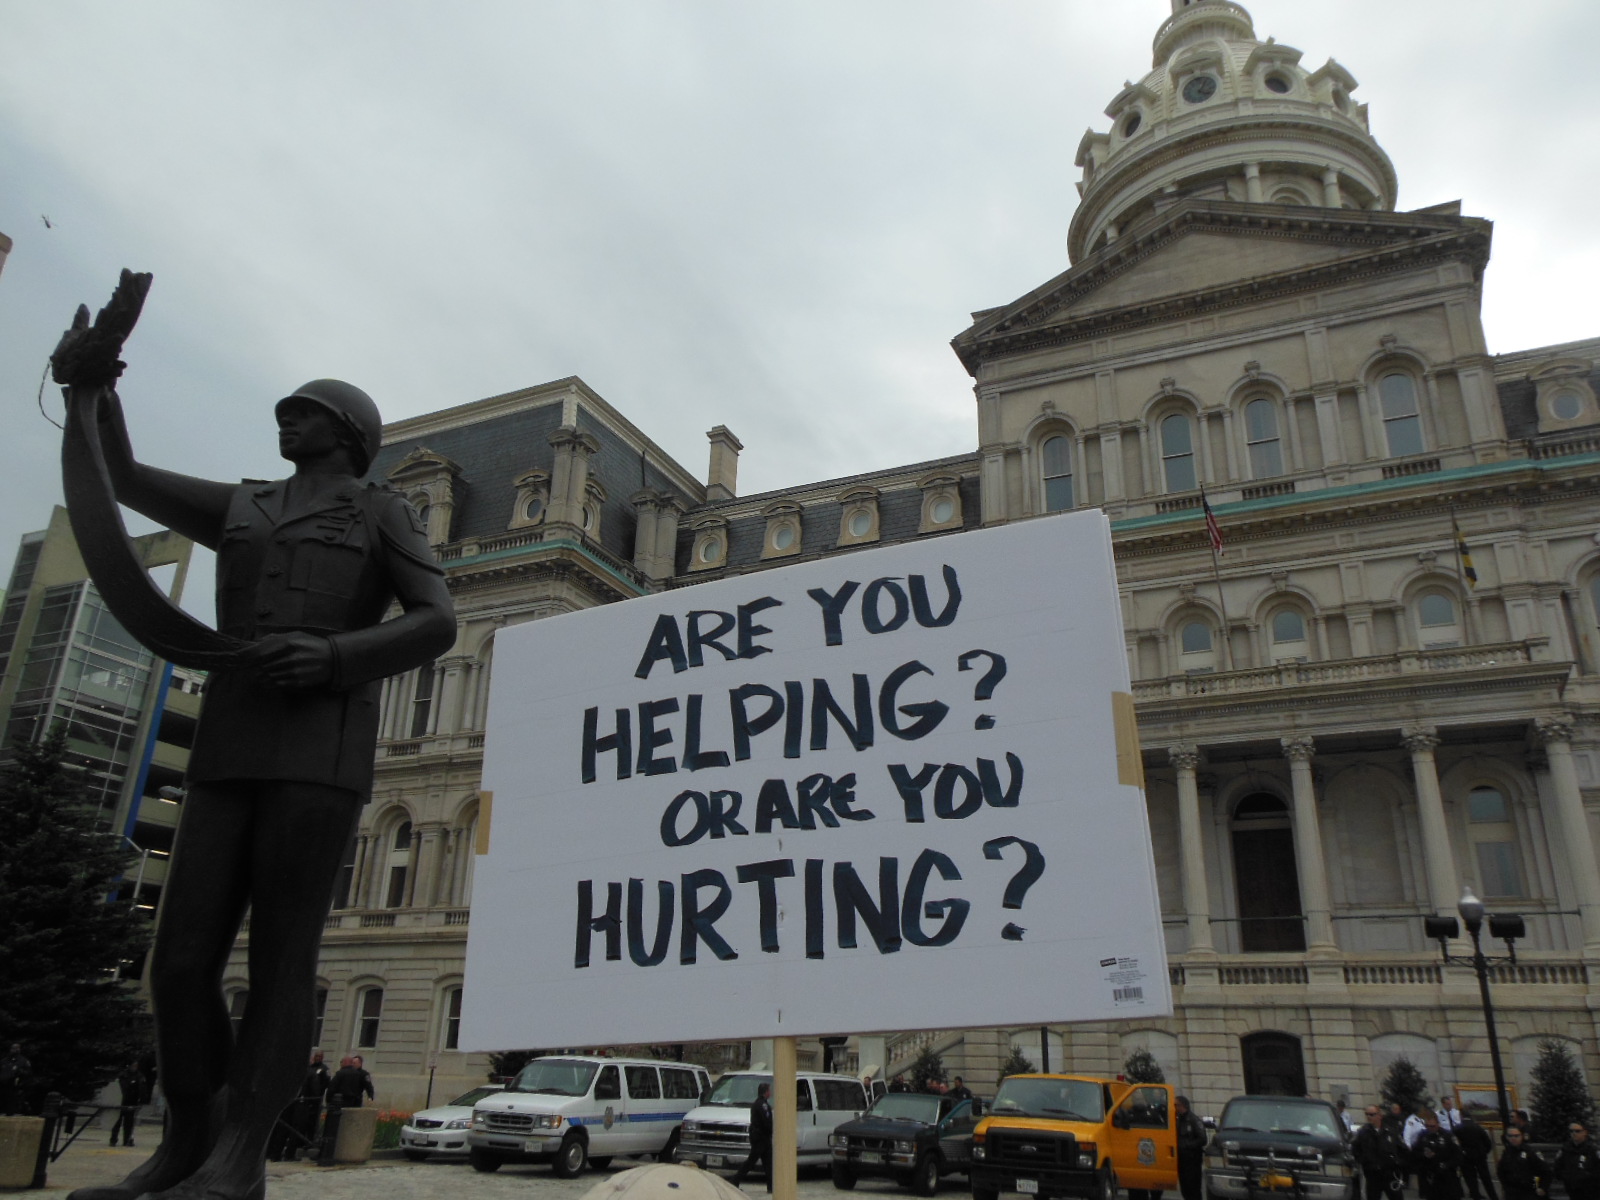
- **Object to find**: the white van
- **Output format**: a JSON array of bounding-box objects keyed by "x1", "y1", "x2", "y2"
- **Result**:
[
  {"x1": 468, "y1": 1055, "x2": 711, "y2": 1176},
  {"x1": 676, "y1": 1072, "x2": 868, "y2": 1173}
]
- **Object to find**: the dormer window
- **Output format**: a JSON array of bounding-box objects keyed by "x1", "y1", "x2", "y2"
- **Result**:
[
  {"x1": 508, "y1": 468, "x2": 550, "y2": 532},
  {"x1": 1263, "y1": 74, "x2": 1291, "y2": 94},
  {"x1": 1122, "y1": 112, "x2": 1143, "y2": 137}
]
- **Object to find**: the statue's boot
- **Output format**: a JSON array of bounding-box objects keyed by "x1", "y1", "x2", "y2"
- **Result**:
[{"x1": 69, "y1": 1150, "x2": 203, "y2": 1200}]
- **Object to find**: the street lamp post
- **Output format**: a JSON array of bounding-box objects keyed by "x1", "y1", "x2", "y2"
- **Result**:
[{"x1": 1423, "y1": 886, "x2": 1526, "y2": 1131}]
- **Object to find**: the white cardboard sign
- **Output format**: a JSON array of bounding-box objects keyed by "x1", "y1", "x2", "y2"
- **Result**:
[{"x1": 462, "y1": 511, "x2": 1169, "y2": 1048}]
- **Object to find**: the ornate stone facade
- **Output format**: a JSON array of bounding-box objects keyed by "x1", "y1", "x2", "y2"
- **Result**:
[{"x1": 227, "y1": 1, "x2": 1600, "y2": 1114}]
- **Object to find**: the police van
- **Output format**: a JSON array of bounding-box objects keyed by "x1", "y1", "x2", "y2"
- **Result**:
[{"x1": 468, "y1": 1055, "x2": 711, "y2": 1176}]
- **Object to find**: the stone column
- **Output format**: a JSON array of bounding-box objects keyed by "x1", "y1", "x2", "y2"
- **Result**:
[
  {"x1": 631, "y1": 491, "x2": 661, "y2": 577},
  {"x1": 463, "y1": 660, "x2": 485, "y2": 731},
  {"x1": 1281, "y1": 736, "x2": 1336, "y2": 950},
  {"x1": 1169, "y1": 744, "x2": 1214, "y2": 954},
  {"x1": 1403, "y1": 728, "x2": 1460, "y2": 917},
  {"x1": 348, "y1": 834, "x2": 371, "y2": 911},
  {"x1": 1321, "y1": 168, "x2": 1342, "y2": 208},
  {"x1": 1535, "y1": 718, "x2": 1600, "y2": 952},
  {"x1": 1244, "y1": 162, "x2": 1263, "y2": 203}
]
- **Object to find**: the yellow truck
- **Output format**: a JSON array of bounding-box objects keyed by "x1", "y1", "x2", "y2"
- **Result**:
[{"x1": 970, "y1": 1074, "x2": 1178, "y2": 1200}]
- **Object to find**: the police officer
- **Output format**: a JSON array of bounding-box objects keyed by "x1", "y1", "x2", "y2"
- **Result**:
[
  {"x1": 1558, "y1": 1122, "x2": 1600, "y2": 1200},
  {"x1": 59, "y1": 372, "x2": 454, "y2": 1200},
  {"x1": 1416, "y1": 1111, "x2": 1464, "y2": 1200},
  {"x1": 732, "y1": 1082, "x2": 773, "y2": 1194},
  {"x1": 1498, "y1": 1127, "x2": 1550, "y2": 1200},
  {"x1": 1354, "y1": 1103, "x2": 1407, "y2": 1200},
  {"x1": 1175, "y1": 1095, "x2": 1207, "y2": 1200},
  {"x1": 1455, "y1": 1114, "x2": 1498, "y2": 1200}
]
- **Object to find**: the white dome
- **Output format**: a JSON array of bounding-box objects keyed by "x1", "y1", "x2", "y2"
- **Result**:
[{"x1": 1068, "y1": 0, "x2": 1397, "y2": 262}]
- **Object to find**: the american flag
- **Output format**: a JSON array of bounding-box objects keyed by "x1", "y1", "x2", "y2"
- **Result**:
[{"x1": 1201, "y1": 488, "x2": 1224, "y2": 555}]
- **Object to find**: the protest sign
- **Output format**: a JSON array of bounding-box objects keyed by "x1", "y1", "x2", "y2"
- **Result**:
[{"x1": 461, "y1": 510, "x2": 1169, "y2": 1048}]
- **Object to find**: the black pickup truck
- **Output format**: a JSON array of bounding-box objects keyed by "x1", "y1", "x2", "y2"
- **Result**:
[
  {"x1": 829, "y1": 1093, "x2": 984, "y2": 1195},
  {"x1": 1203, "y1": 1095, "x2": 1357, "y2": 1200}
]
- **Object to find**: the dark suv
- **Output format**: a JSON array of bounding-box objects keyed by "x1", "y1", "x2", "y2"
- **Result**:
[
  {"x1": 1203, "y1": 1096, "x2": 1356, "y2": 1200},
  {"x1": 829, "y1": 1092, "x2": 984, "y2": 1195}
]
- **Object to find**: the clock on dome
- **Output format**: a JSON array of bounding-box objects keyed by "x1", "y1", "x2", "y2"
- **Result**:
[{"x1": 1182, "y1": 75, "x2": 1218, "y2": 103}]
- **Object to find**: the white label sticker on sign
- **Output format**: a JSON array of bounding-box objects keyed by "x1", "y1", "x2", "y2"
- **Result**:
[{"x1": 1102, "y1": 955, "x2": 1148, "y2": 1005}]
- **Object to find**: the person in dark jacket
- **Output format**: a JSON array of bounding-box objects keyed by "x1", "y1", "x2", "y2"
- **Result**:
[
  {"x1": 1498, "y1": 1127, "x2": 1550, "y2": 1200},
  {"x1": 1355, "y1": 1104, "x2": 1407, "y2": 1200},
  {"x1": 1416, "y1": 1112, "x2": 1465, "y2": 1200},
  {"x1": 0, "y1": 1045, "x2": 32, "y2": 1115},
  {"x1": 732, "y1": 1082, "x2": 773, "y2": 1194},
  {"x1": 948, "y1": 1077, "x2": 974, "y2": 1102},
  {"x1": 108, "y1": 1064, "x2": 143, "y2": 1147},
  {"x1": 1455, "y1": 1114, "x2": 1498, "y2": 1200},
  {"x1": 1175, "y1": 1095, "x2": 1207, "y2": 1200},
  {"x1": 1558, "y1": 1122, "x2": 1600, "y2": 1200},
  {"x1": 327, "y1": 1057, "x2": 373, "y2": 1108}
]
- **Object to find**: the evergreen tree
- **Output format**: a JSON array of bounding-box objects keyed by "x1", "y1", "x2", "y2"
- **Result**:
[
  {"x1": 1124, "y1": 1047, "x2": 1166, "y2": 1083},
  {"x1": 1529, "y1": 1038, "x2": 1595, "y2": 1142},
  {"x1": 909, "y1": 1045, "x2": 948, "y2": 1093},
  {"x1": 1379, "y1": 1055, "x2": 1433, "y2": 1116},
  {"x1": 998, "y1": 1046, "x2": 1037, "y2": 1083},
  {"x1": 0, "y1": 732, "x2": 152, "y2": 1108}
]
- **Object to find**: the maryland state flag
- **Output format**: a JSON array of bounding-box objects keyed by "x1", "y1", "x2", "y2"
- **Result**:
[{"x1": 1451, "y1": 510, "x2": 1478, "y2": 587}]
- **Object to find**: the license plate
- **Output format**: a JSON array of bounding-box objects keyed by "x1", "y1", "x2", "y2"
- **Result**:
[
  {"x1": 1261, "y1": 1175, "x2": 1295, "y2": 1189},
  {"x1": 414, "y1": 1137, "x2": 436, "y2": 1146},
  {"x1": 707, "y1": 1155, "x2": 724, "y2": 1167},
  {"x1": 1018, "y1": 1180, "x2": 1040, "y2": 1195},
  {"x1": 859, "y1": 1152, "x2": 883, "y2": 1164}
]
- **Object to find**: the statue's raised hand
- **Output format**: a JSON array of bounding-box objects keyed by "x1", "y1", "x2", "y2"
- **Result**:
[{"x1": 51, "y1": 269, "x2": 153, "y2": 391}]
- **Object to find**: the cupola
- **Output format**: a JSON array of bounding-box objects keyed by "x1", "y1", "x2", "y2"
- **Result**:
[{"x1": 1068, "y1": 0, "x2": 1398, "y2": 262}]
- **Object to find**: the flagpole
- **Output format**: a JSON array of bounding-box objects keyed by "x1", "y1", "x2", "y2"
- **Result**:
[{"x1": 1201, "y1": 485, "x2": 1233, "y2": 672}]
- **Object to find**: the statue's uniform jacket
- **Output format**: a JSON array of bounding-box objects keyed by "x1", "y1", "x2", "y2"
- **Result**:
[{"x1": 188, "y1": 478, "x2": 450, "y2": 798}]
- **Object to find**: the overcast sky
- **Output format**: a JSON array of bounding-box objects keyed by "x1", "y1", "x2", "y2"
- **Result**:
[{"x1": 2, "y1": 1, "x2": 1596, "y2": 620}]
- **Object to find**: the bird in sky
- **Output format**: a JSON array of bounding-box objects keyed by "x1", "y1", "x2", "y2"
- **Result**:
[{"x1": 40, "y1": 215, "x2": 52, "y2": 229}]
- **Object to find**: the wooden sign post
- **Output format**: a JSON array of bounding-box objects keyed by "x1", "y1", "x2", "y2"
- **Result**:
[{"x1": 772, "y1": 1036, "x2": 797, "y2": 1200}]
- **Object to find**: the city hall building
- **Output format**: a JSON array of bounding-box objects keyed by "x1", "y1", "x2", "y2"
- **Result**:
[{"x1": 227, "y1": 0, "x2": 1600, "y2": 1113}]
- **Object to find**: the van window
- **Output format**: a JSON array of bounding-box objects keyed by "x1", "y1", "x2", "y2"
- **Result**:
[
  {"x1": 662, "y1": 1068, "x2": 700, "y2": 1100},
  {"x1": 796, "y1": 1080, "x2": 814, "y2": 1112},
  {"x1": 1120, "y1": 1086, "x2": 1169, "y2": 1129},
  {"x1": 511, "y1": 1058, "x2": 597, "y2": 1097},
  {"x1": 814, "y1": 1080, "x2": 866, "y2": 1111},
  {"x1": 626, "y1": 1066, "x2": 661, "y2": 1099},
  {"x1": 595, "y1": 1065, "x2": 621, "y2": 1101}
]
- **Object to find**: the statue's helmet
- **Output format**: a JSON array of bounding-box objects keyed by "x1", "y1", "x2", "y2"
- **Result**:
[{"x1": 276, "y1": 379, "x2": 382, "y2": 474}]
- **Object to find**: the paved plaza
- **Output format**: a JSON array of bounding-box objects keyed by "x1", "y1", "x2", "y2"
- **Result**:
[{"x1": 38, "y1": 1145, "x2": 949, "y2": 1200}]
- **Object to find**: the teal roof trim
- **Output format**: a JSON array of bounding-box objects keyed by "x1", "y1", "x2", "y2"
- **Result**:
[{"x1": 1110, "y1": 453, "x2": 1600, "y2": 535}]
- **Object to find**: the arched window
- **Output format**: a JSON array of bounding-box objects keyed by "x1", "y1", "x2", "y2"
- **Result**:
[
  {"x1": 1379, "y1": 373, "x2": 1424, "y2": 457},
  {"x1": 522, "y1": 494, "x2": 544, "y2": 523},
  {"x1": 313, "y1": 987, "x2": 329, "y2": 1047},
  {"x1": 1042, "y1": 436, "x2": 1074, "y2": 512},
  {"x1": 1241, "y1": 1032, "x2": 1306, "y2": 1097},
  {"x1": 1231, "y1": 794, "x2": 1306, "y2": 953},
  {"x1": 1161, "y1": 414, "x2": 1197, "y2": 492},
  {"x1": 356, "y1": 986, "x2": 384, "y2": 1049},
  {"x1": 385, "y1": 820, "x2": 413, "y2": 908},
  {"x1": 1270, "y1": 609, "x2": 1309, "y2": 663},
  {"x1": 1467, "y1": 786, "x2": 1523, "y2": 898},
  {"x1": 1244, "y1": 399, "x2": 1283, "y2": 478},
  {"x1": 1178, "y1": 619, "x2": 1216, "y2": 673},
  {"x1": 1417, "y1": 590, "x2": 1462, "y2": 648}
]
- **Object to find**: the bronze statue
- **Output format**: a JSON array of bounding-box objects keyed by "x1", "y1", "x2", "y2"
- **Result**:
[{"x1": 53, "y1": 273, "x2": 456, "y2": 1200}]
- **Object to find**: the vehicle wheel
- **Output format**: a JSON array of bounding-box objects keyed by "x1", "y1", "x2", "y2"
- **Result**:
[
  {"x1": 831, "y1": 1163, "x2": 858, "y2": 1190},
  {"x1": 1098, "y1": 1165, "x2": 1118, "y2": 1200},
  {"x1": 911, "y1": 1153, "x2": 941, "y2": 1196},
  {"x1": 469, "y1": 1148, "x2": 503, "y2": 1173},
  {"x1": 590, "y1": 1156, "x2": 614, "y2": 1170},
  {"x1": 403, "y1": 1149, "x2": 430, "y2": 1162},
  {"x1": 553, "y1": 1134, "x2": 588, "y2": 1179},
  {"x1": 659, "y1": 1129, "x2": 681, "y2": 1163}
]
